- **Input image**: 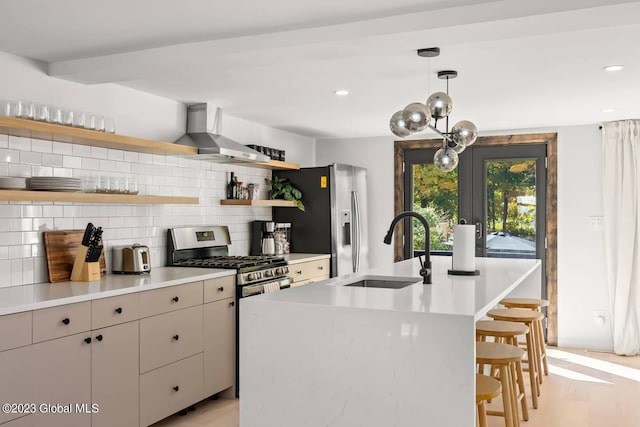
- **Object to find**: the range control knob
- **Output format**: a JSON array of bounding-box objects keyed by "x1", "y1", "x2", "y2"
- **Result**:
[
  {"x1": 275, "y1": 267, "x2": 284, "y2": 275},
  {"x1": 265, "y1": 270, "x2": 274, "y2": 278},
  {"x1": 247, "y1": 273, "x2": 256, "y2": 281},
  {"x1": 283, "y1": 266, "x2": 289, "y2": 274},
  {"x1": 255, "y1": 272, "x2": 263, "y2": 279}
]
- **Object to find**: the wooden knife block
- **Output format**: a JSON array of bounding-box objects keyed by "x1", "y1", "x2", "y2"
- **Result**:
[{"x1": 70, "y1": 246, "x2": 101, "y2": 282}]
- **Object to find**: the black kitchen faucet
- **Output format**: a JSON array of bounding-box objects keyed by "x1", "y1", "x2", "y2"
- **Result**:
[{"x1": 383, "y1": 211, "x2": 432, "y2": 284}]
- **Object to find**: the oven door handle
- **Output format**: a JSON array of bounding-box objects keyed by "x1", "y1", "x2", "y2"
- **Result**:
[{"x1": 242, "y1": 283, "x2": 265, "y2": 297}]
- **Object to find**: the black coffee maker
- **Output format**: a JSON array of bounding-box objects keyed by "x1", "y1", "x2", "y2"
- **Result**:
[{"x1": 250, "y1": 221, "x2": 273, "y2": 256}]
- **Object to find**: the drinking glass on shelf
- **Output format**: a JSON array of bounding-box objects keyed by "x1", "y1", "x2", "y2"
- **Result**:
[
  {"x1": 15, "y1": 100, "x2": 34, "y2": 119},
  {"x1": 104, "y1": 116, "x2": 115, "y2": 134},
  {"x1": 97, "y1": 176, "x2": 110, "y2": 193},
  {"x1": 128, "y1": 178, "x2": 139, "y2": 195},
  {"x1": 72, "y1": 111, "x2": 86, "y2": 128},
  {"x1": 0, "y1": 101, "x2": 11, "y2": 117},
  {"x1": 46, "y1": 105, "x2": 61, "y2": 124},
  {"x1": 82, "y1": 176, "x2": 97, "y2": 193},
  {"x1": 94, "y1": 115, "x2": 105, "y2": 132},
  {"x1": 33, "y1": 103, "x2": 48, "y2": 121},
  {"x1": 60, "y1": 109, "x2": 74, "y2": 126},
  {"x1": 83, "y1": 113, "x2": 96, "y2": 130}
]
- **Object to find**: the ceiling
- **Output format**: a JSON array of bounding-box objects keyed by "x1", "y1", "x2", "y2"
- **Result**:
[{"x1": 1, "y1": 0, "x2": 639, "y2": 138}]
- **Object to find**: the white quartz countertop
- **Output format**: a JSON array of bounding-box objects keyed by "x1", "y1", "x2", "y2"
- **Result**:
[
  {"x1": 246, "y1": 256, "x2": 540, "y2": 319},
  {"x1": 282, "y1": 253, "x2": 330, "y2": 264},
  {"x1": 0, "y1": 267, "x2": 236, "y2": 316}
]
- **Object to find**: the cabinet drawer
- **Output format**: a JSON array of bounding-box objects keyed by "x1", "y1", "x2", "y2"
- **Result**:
[
  {"x1": 0, "y1": 311, "x2": 32, "y2": 351},
  {"x1": 0, "y1": 346, "x2": 33, "y2": 424},
  {"x1": 139, "y1": 281, "x2": 203, "y2": 318},
  {"x1": 290, "y1": 259, "x2": 330, "y2": 283},
  {"x1": 32, "y1": 302, "x2": 91, "y2": 343},
  {"x1": 139, "y1": 305, "x2": 203, "y2": 373},
  {"x1": 139, "y1": 353, "x2": 203, "y2": 427},
  {"x1": 92, "y1": 293, "x2": 140, "y2": 329},
  {"x1": 203, "y1": 275, "x2": 235, "y2": 303}
]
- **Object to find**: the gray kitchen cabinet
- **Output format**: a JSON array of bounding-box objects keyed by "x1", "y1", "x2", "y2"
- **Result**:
[
  {"x1": 290, "y1": 258, "x2": 330, "y2": 287},
  {"x1": 0, "y1": 346, "x2": 33, "y2": 425},
  {"x1": 91, "y1": 321, "x2": 139, "y2": 427},
  {"x1": 203, "y1": 297, "x2": 236, "y2": 397},
  {"x1": 32, "y1": 332, "x2": 92, "y2": 427}
]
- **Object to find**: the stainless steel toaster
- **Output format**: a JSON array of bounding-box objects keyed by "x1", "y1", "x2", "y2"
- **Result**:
[{"x1": 112, "y1": 244, "x2": 151, "y2": 274}]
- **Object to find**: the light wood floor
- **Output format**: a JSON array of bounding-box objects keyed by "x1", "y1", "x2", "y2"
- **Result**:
[{"x1": 154, "y1": 347, "x2": 640, "y2": 427}]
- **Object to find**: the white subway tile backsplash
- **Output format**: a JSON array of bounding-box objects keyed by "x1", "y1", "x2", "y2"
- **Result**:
[
  {"x1": 8, "y1": 163, "x2": 31, "y2": 177},
  {"x1": 108, "y1": 149, "x2": 124, "y2": 161},
  {"x1": 90, "y1": 146, "x2": 108, "y2": 159},
  {"x1": 0, "y1": 132, "x2": 272, "y2": 287},
  {"x1": 11, "y1": 259, "x2": 22, "y2": 285},
  {"x1": 0, "y1": 134, "x2": 7, "y2": 148},
  {"x1": 8, "y1": 136, "x2": 31, "y2": 151},
  {"x1": 53, "y1": 167, "x2": 73, "y2": 177},
  {"x1": 63, "y1": 155, "x2": 82, "y2": 169},
  {"x1": 42, "y1": 153, "x2": 63, "y2": 167},
  {"x1": 123, "y1": 151, "x2": 138, "y2": 162},
  {"x1": 53, "y1": 141, "x2": 74, "y2": 155},
  {"x1": 32, "y1": 166, "x2": 53, "y2": 177},
  {"x1": 31, "y1": 139, "x2": 53, "y2": 153},
  {"x1": 99, "y1": 160, "x2": 116, "y2": 171}
]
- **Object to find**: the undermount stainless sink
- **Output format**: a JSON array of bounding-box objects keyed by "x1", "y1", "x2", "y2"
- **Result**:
[{"x1": 344, "y1": 277, "x2": 419, "y2": 289}]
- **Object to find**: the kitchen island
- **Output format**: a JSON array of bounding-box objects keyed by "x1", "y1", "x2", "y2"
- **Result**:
[{"x1": 239, "y1": 255, "x2": 541, "y2": 427}]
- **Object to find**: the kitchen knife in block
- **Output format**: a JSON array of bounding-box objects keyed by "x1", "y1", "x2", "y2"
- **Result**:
[
  {"x1": 70, "y1": 245, "x2": 101, "y2": 282},
  {"x1": 43, "y1": 230, "x2": 106, "y2": 282}
]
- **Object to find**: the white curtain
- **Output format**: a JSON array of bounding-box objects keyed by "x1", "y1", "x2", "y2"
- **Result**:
[{"x1": 603, "y1": 120, "x2": 640, "y2": 355}]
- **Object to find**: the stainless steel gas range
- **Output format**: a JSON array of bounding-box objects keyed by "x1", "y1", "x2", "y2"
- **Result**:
[
  {"x1": 167, "y1": 225, "x2": 292, "y2": 295},
  {"x1": 167, "y1": 225, "x2": 291, "y2": 397}
]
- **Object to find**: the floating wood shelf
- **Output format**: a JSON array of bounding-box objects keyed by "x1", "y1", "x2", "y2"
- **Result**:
[
  {"x1": 0, "y1": 117, "x2": 197, "y2": 155},
  {"x1": 245, "y1": 160, "x2": 300, "y2": 170},
  {"x1": 220, "y1": 199, "x2": 297, "y2": 207},
  {"x1": 0, "y1": 190, "x2": 198, "y2": 204},
  {"x1": 0, "y1": 117, "x2": 301, "y2": 170}
]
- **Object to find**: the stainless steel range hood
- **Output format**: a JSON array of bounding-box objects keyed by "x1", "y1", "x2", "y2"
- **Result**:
[{"x1": 174, "y1": 103, "x2": 270, "y2": 163}]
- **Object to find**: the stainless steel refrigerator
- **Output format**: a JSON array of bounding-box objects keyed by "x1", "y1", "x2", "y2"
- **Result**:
[{"x1": 273, "y1": 164, "x2": 368, "y2": 277}]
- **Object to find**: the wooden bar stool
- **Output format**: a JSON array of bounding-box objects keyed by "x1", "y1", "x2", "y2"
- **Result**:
[
  {"x1": 487, "y1": 308, "x2": 544, "y2": 409},
  {"x1": 476, "y1": 373, "x2": 502, "y2": 427},
  {"x1": 500, "y1": 297, "x2": 549, "y2": 379},
  {"x1": 476, "y1": 320, "x2": 529, "y2": 421},
  {"x1": 476, "y1": 341, "x2": 525, "y2": 427}
]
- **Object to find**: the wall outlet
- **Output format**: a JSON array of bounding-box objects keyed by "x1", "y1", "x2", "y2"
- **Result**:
[
  {"x1": 594, "y1": 309, "x2": 606, "y2": 325},
  {"x1": 589, "y1": 216, "x2": 604, "y2": 231}
]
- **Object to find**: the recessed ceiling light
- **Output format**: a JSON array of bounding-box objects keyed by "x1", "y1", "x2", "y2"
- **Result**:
[
  {"x1": 602, "y1": 108, "x2": 616, "y2": 113},
  {"x1": 604, "y1": 65, "x2": 624, "y2": 72},
  {"x1": 334, "y1": 90, "x2": 349, "y2": 96}
]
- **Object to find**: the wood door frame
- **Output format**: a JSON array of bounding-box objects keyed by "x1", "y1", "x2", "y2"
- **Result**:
[{"x1": 394, "y1": 133, "x2": 558, "y2": 345}]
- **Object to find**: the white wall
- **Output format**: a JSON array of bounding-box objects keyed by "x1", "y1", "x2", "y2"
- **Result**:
[
  {"x1": 0, "y1": 50, "x2": 315, "y2": 287},
  {"x1": 317, "y1": 125, "x2": 613, "y2": 350}
]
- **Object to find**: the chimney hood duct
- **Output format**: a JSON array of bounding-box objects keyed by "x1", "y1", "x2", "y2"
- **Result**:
[{"x1": 173, "y1": 103, "x2": 270, "y2": 163}]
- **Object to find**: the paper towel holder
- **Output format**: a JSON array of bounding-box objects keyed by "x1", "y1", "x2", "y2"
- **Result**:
[{"x1": 448, "y1": 218, "x2": 480, "y2": 276}]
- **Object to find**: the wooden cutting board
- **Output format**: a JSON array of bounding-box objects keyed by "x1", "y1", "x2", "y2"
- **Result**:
[{"x1": 43, "y1": 230, "x2": 106, "y2": 283}]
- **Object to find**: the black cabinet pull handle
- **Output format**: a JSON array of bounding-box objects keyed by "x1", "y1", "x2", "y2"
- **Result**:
[
  {"x1": 84, "y1": 337, "x2": 92, "y2": 344},
  {"x1": 229, "y1": 301, "x2": 235, "y2": 307},
  {"x1": 96, "y1": 334, "x2": 103, "y2": 342},
  {"x1": 173, "y1": 335, "x2": 180, "y2": 341},
  {"x1": 115, "y1": 307, "x2": 123, "y2": 314},
  {"x1": 218, "y1": 286, "x2": 224, "y2": 292},
  {"x1": 296, "y1": 270, "x2": 302, "y2": 275},
  {"x1": 173, "y1": 386, "x2": 179, "y2": 392},
  {"x1": 172, "y1": 296, "x2": 179, "y2": 303},
  {"x1": 62, "y1": 318, "x2": 70, "y2": 325},
  {"x1": 318, "y1": 266, "x2": 324, "y2": 270}
]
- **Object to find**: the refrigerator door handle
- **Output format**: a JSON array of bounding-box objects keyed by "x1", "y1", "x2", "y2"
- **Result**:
[{"x1": 352, "y1": 190, "x2": 361, "y2": 273}]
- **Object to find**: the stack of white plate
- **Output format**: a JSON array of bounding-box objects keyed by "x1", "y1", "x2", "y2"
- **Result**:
[
  {"x1": 0, "y1": 177, "x2": 28, "y2": 190},
  {"x1": 29, "y1": 177, "x2": 82, "y2": 192}
]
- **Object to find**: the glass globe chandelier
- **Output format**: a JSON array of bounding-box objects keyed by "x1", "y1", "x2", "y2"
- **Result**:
[{"x1": 390, "y1": 47, "x2": 478, "y2": 172}]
